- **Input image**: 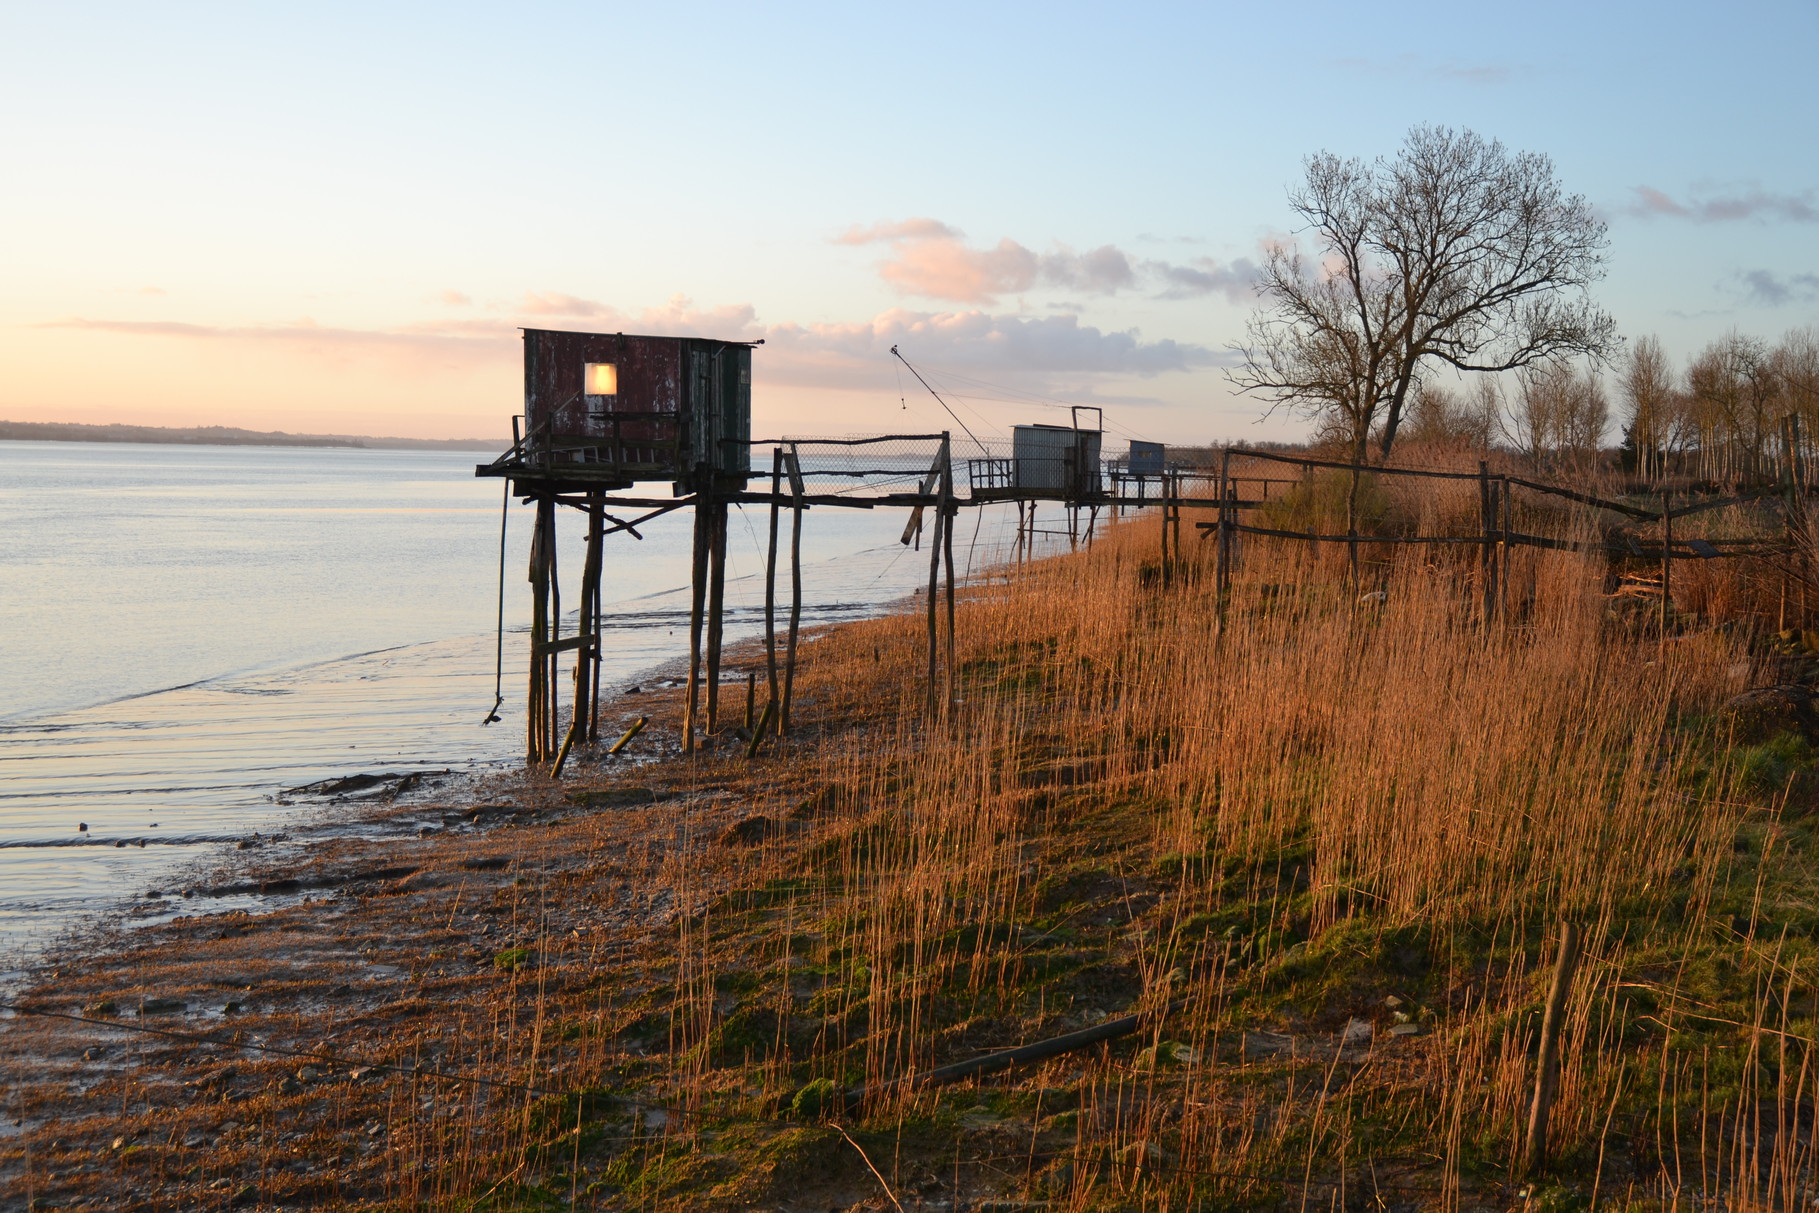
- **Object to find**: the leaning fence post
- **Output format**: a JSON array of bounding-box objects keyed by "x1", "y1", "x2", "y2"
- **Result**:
[{"x1": 1524, "y1": 920, "x2": 1583, "y2": 1176}]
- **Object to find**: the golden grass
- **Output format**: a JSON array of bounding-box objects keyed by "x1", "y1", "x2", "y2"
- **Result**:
[{"x1": 10, "y1": 500, "x2": 1819, "y2": 1211}]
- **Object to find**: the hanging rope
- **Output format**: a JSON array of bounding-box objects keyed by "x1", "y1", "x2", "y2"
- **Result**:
[
  {"x1": 482, "y1": 479, "x2": 509, "y2": 725},
  {"x1": 890, "y1": 345, "x2": 990, "y2": 456}
]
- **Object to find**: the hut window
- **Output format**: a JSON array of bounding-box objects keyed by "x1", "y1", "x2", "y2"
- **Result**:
[{"x1": 583, "y1": 363, "x2": 618, "y2": 396}]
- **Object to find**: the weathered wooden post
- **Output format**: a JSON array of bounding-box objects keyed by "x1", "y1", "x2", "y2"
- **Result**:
[
  {"x1": 1160, "y1": 472, "x2": 1174, "y2": 589},
  {"x1": 575, "y1": 492, "x2": 604, "y2": 743},
  {"x1": 941, "y1": 437, "x2": 957, "y2": 711},
  {"x1": 1479, "y1": 461, "x2": 1495, "y2": 624},
  {"x1": 1222, "y1": 471, "x2": 1238, "y2": 604},
  {"x1": 782, "y1": 446, "x2": 804, "y2": 735},
  {"x1": 543, "y1": 501, "x2": 562, "y2": 761},
  {"x1": 587, "y1": 493, "x2": 604, "y2": 742},
  {"x1": 1214, "y1": 449, "x2": 1231, "y2": 619},
  {"x1": 1499, "y1": 476, "x2": 1512, "y2": 620},
  {"x1": 925, "y1": 436, "x2": 946, "y2": 717},
  {"x1": 1524, "y1": 920, "x2": 1583, "y2": 1176},
  {"x1": 764, "y1": 447, "x2": 782, "y2": 735},
  {"x1": 1660, "y1": 490, "x2": 1673, "y2": 637},
  {"x1": 527, "y1": 494, "x2": 551, "y2": 761},
  {"x1": 682, "y1": 489, "x2": 710, "y2": 753},
  {"x1": 704, "y1": 499, "x2": 729, "y2": 732}
]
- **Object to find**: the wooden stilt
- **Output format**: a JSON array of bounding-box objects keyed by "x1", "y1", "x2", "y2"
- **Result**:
[
  {"x1": 941, "y1": 437, "x2": 957, "y2": 712},
  {"x1": 925, "y1": 440, "x2": 944, "y2": 717},
  {"x1": 783, "y1": 446, "x2": 804, "y2": 736},
  {"x1": 527, "y1": 494, "x2": 551, "y2": 762},
  {"x1": 576, "y1": 492, "x2": 604, "y2": 743},
  {"x1": 544, "y1": 502, "x2": 561, "y2": 760},
  {"x1": 589, "y1": 492, "x2": 606, "y2": 742},
  {"x1": 683, "y1": 492, "x2": 710, "y2": 753},
  {"x1": 764, "y1": 447, "x2": 781, "y2": 735},
  {"x1": 705, "y1": 499, "x2": 728, "y2": 732}
]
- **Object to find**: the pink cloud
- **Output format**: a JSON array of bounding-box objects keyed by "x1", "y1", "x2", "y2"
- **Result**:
[
  {"x1": 516, "y1": 291, "x2": 617, "y2": 317},
  {"x1": 1626, "y1": 184, "x2": 1817, "y2": 223},
  {"x1": 878, "y1": 236, "x2": 1040, "y2": 304},
  {"x1": 837, "y1": 216, "x2": 1258, "y2": 305},
  {"x1": 833, "y1": 217, "x2": 964, "y2": 246}
]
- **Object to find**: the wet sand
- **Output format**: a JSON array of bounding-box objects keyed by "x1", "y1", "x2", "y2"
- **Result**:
[{"x1": 0, "y1": 666, "x2": 845, "y2": 1210}]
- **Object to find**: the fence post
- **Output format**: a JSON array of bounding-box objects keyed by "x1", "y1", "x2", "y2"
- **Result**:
[
  {"x1": 1524, "y1": 920, "x2": 1583, "y2": 1176},
  {"x1": 1500, "y1": 476, "x2": 1512, "y2": 620},
  {"x1": 1660, "y1": 490, "x2": 1673, "y2": 638},
  {"x1": 1479, "y1": 461, "x2": 1495, "y2": 624},
  {"x1": 1216, "y1": 450, "x2": 1233, "y2": 626}
]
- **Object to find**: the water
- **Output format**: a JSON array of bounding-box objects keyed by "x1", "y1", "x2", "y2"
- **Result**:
[{"x1": 0, "y1": 441, "x2": 1034, "y2": 966}]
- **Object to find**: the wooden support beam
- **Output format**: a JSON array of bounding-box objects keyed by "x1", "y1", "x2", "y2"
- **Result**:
[
  {"x1": 705, "y1": 498, "x2": 728, "y2": 733},
  {"x1": 925, "y1": 436, "x2": 945, "y2": 717},
  {"x1": 544, "y1": 501, "x2": 561, "y2": 761},
  {"x1": 535, "y1": 634, "x2": 597, "y2": 656},
  {"x1": 527, "y1": 495, "x2": 551, "y2": 762},
  {"x1": 941, "y1": 436, "x2": 956, "y2": 713},
  {"x1": 683, "y1": 491, "x2": 710, "y2": 753},
  {"x1": 764, "y1": 448, "x2": 782, "y2": 738},
  {"x1": 782, "y1": 447, "x2": 804, "y2": 736}
]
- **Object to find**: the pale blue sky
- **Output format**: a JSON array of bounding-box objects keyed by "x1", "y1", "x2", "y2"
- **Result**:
[{"x1": 2, "y1": 0, "x2": 1814, "y2": 442}]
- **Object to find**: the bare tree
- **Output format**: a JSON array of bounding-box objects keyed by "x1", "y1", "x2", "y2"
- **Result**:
[
  {"x1": 1620, "y1": 335, "x2": 1681, "y2": 478},
  {"x1": 1689, "y1": 333, "x2": 1777, "y2": 482},
  {"x1": 1404, "y1": 380, "x2": 1497, "y2": 451},
  {"x1": 1502, "y1": 361, "x2": 1606, "y2": 470},
  {"x1": 1229, "y1": 125, "x2": 1616, "y2": 463}
]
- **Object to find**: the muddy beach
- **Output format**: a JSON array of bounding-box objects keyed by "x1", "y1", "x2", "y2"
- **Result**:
[{"x1": 0, "y1": 668, "x2": 846, "y2": 1211}]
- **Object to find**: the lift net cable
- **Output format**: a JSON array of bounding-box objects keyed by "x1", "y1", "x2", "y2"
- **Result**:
[
  {"x1": 889, "y1": 346, "x2": 989, "y2": 457},
  {"x1": 482, "y1": 479, "x2": 508, "y2": 725}
]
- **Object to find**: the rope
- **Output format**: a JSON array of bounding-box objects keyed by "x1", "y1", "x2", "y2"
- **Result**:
[
  {"x1": 483, "y1": 478, "x2": 509, "y2": 725},
  {"x1": 890, "y1": 346, "x2": 990, "y2": 457}
]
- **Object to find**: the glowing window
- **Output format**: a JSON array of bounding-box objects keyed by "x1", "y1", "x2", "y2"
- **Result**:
[{"x1": 583, "y1": 363, "x2": 618, "y2": 396}]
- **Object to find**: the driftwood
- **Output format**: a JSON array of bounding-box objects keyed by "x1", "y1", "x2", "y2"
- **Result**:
[{"x1": 844, "y1": 999, "x2": 1181, "y2": 1108}]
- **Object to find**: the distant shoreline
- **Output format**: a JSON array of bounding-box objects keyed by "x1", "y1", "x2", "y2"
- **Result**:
[{"x1": 0, "y1": 419, "x2": 505, "y2": 451}]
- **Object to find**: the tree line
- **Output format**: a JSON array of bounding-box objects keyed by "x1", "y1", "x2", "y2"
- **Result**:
[
  {"x1": 1229, "y1": 123, "x2": 1815, "y2": 486},
  {"x1": 1387, "y1": 327, "x2": 1819, "y2": 483}
]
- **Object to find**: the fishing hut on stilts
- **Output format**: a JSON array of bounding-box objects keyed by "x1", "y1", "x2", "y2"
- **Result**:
[{"x1": 479, "y1": 328, "x2": 1193, "y2": 770}]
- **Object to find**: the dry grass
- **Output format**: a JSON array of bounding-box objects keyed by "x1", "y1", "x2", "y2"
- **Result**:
[{"x1": 7, "y1": 500, "x2": 1819, "y2": 1211}]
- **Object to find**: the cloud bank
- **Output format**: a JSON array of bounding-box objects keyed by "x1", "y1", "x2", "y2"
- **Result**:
[
  {"x1": 1626, "y1": 185, "x2": 1818, "y2": 223},
  {"x1": 40, "y1": 293, "x2": 1224, "y2": 395},
  {"x1": 837, "y1": 217, "x2": 1259, "y2": 306}
]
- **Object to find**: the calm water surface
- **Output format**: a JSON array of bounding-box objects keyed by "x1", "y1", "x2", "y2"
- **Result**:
[{"x1": 0, "y1": 441, "x2": 1032, "y2": 968}]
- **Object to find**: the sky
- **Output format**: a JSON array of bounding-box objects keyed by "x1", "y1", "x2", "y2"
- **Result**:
[{"x1": 1, "y1": 0, "x2": 1815, "y2": 445}]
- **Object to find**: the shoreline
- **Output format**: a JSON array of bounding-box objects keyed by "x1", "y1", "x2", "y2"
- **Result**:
[
  {"x1": 0, "y1": 426, "x2": 503, "y2": 451},
  {"x1": 0, "y1": 657, "x2": 799, "y2": 1205}
]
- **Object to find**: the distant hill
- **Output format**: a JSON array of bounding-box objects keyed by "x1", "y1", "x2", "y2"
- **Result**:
[{"x1": 0, "y1": 420, "x2": 505, "y2": 451}]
